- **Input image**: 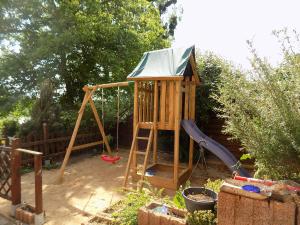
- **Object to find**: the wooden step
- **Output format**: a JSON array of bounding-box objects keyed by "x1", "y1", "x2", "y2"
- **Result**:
[
  {"x1": 137, "y1": 136, "x2": 149, "y2": 140},
  {"x1": 136, "y1": 151, "x2": 146, "y2": 155}
]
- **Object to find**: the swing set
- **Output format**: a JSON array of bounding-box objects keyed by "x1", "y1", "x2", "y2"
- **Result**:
[
  {"x1": 58, "y1": 45, "x2": 200, "y2": 190},
  {"x1": 57, "y1": 81, "x2": 129, "y2": 182}
]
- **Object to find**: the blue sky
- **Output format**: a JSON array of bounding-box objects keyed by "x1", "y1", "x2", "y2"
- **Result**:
[{"x1": 173, "y1": 0, "x2": 300, "y2": 69}]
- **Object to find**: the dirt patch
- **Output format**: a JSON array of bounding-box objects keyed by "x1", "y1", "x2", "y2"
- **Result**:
[{"x1": 187, "y1": 193, "x2": 213, "y2": 202}]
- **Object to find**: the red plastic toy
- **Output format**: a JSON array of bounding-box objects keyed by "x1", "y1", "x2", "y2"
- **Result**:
[{"x1": 101, "y1": 155, "x2": 120, "y2": 164}]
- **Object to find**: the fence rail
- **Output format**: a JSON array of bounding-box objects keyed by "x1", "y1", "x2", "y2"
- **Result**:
[{"x1": 3, "y1": 125, "x2": 102, "y2": 165}]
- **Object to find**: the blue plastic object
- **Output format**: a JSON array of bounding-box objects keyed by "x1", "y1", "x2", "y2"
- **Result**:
[
  {"x1": 242, "y1": 185, "x2": 260, "y2": 193},
  {"x1": 145, "y1": 169, "x2": 155, "y2": 176}
]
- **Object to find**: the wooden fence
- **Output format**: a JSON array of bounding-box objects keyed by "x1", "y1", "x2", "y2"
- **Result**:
[{"x1": 3, "y1": 125, "x2": 102, "y2": 165}]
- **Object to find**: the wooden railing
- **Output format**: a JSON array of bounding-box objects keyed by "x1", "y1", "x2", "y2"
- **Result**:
[
  {"x1": 0, "y1": 138, "x2": 44, "y2": 218},
  {"x1": 11, "y1": 139, "x2": 44, "y2": 219}
]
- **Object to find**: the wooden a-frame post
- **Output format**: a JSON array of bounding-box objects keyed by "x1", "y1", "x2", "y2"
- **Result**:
[{"x1": 57, "y1": 86, "x2": 112, "y2": 183}]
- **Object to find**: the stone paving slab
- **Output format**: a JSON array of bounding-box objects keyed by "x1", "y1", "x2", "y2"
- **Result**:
[{"x1": 0, "y1": 214, "x2": 15, "y2": 225}]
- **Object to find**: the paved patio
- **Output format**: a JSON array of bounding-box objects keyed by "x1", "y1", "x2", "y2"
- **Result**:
[{"x1": 0, "y1": 214, "x2": 14, "y2": 225}]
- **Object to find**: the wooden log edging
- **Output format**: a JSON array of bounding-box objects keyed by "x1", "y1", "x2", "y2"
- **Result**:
[{"x1": 218, "y1": 191, "x2": 299, "y2": 225}]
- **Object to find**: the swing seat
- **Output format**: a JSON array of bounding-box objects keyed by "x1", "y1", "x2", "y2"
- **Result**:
[{"x1": 101, "y1": 154, "x2": 120, "y2": 164}]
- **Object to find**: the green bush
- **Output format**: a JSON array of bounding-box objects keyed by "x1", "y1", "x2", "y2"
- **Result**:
[
  {"x1": 2, "y1": 119, "x2": 19, "y2": 137},
  {"x1": 196, "y1": 52, "x2": 227, "y2": 125},
  {"x1": 112, "y1": 190, "x2": 151, "y2": 225},
  {"x1": 172, "y1": 181, "x2": 190, "y2": 209},
  {"x1": 215, "y1": 29, "x2": 300, "y2": 180},
  {"x1": 204, "y1": 179, "x2": 223, "y2": 193},
  {"x1": 187, "y1": 210, "x2": 217, "y2": 225}
]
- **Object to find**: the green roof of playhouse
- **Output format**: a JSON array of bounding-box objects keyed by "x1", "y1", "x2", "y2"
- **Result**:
[{"x1": 127, "y1": 45, "x2": 199, "y2": 83}]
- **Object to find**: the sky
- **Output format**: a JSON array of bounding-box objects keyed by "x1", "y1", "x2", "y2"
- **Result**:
[{"x1": 173, "y1": 0, "x2": 300, "y2": 69}]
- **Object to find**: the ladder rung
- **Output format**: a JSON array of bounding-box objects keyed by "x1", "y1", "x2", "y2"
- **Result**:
[
  {"x1": 136, "y1": 151, "x2": 146, "y2": 155},
  {"x1": 137, "y1": 136, "x2": 149, "y2": 140},
  {"x1": 139, "y1": 122, "x2": 153, "y2": 129}
]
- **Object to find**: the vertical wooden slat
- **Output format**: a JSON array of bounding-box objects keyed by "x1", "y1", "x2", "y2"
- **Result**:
[
  {"x1": 145, "y1": 83, "x2": 150, "y2": 121},
  {"x1": 34, "y1": 154, "x2": 43, "y2": 214},
  {"x1": 142, "y1": 82, "x2": 146, "y2": 122},
  {"x1": 188, "y1": 76, "x2": 196, "y2": 170},
  {"x1": 173, "y1": 80, "x2": 182, "y2": 187},
  {"x1": 184, "y1": 77, "x2": 190, "y2": 119},
  {"x1": 234, "y1": 195, "x2": 254, "y2": 225},
  {"x1": 168, "y1": 81, "x2": 174, "y2": 129},
  {"x1": 138, "y1": 82, "x2": 142, "y2": 123},
  {"x1": 165, "y1": 82, "x2": 169, "y2": 123},
  {"x1": 160, "y1": 81, "x2": 166, "y2": 126},
  {"x1": 152, "y1": 81, "x2": 158, "y2": 163},
  {"x1": 149, "y1": 83, "x2": 153, "y2": 121},
  {"x1": 132, "y1": 81, "x2": 139, "y2": 173},
  {"x1": 11, "y1": 139, "x2": 21, "y2": 206},
  {"x1": 217, "y1": 192, "x2": 236, "y2": 225}
]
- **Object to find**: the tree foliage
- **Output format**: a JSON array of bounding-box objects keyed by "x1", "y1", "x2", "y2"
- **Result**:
[
  {"x1": 0, "y1": 0, "x2": 172, "y2": 105},
  {"x1": 215, "y1": 30, "x2": 300, "y2": 180},
  {"x1": 196, "y1": 52, "x2": 227, "y2": 125}
]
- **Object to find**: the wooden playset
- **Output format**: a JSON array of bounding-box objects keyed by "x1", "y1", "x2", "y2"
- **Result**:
[
  {"x1": 58, "y1": 46, "x2": 200, "y2": 190},
  {"x1": 123, "y1": 46, "x2": 200, "y2": 190}
]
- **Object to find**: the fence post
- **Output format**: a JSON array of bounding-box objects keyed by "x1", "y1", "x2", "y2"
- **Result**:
[
  {"x1": 43, "y1": 122, "x2": 49, "y2": 157},
  {"x1": 34, "y1": 153, "x2": 44, "y2": 224},
  {"x1": 10, "y1": 138, "x2": 21, "y2": 217}
]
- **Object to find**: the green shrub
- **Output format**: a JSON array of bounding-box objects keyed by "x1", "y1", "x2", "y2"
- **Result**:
[
  {"x1": 2, "y1": 119, "x2": 19, "y2": 136},
  {"x1": 187, "y1": 210, "x2": 217, "y2": 225},
  {"x1": 204, "y1": 179, "x2": 223, "y2": 193},
  {"x1": 215, "y1": 29, "x2": 300, "y2": 180},
  {"x1": 172, "y1": 180, "x2": 190, "y2": 209},
  {"x1": 112, "y1": 190, "x2": 151, "y2": 225}
]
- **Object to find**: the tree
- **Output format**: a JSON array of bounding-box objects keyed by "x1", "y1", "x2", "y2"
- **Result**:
[
  {"x1": 0, "y1": 0, "x2": 173, "y2": 106},
  {"x1": 215, "y1": 30, "x2": 300, "y2": 180},
  {"x1": 148, "y1": 0, "x2": 181, "y2": 37}
]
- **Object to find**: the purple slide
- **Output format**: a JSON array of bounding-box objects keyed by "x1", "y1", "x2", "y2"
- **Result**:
[{"x1": 181, "y1": 120, "x2": 250, "y2": 177}]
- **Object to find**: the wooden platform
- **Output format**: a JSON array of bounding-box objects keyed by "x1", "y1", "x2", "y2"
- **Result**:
[{"x1": 133, "y1": 163, "x2": 191, "y2": 190}]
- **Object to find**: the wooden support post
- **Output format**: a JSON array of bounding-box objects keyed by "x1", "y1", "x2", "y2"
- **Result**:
[
  {"x1": 174, "y1": 81, "x2": 182, "y2": 187},
  {"x1": 184, "y1": 78, "x2": 190, "y2": 120},
  {"x1": 57, "y1": 91, "x2": 89, "y2": 182},
  {"x1": 34, "y1": 154, "x2": 43, "y2": 215},
  {"x1": 43, "y1": 122, "x2": 49, "y2": 157},
  {"x1": 152, "y1": 81, "x2": 158, "y2": 163},
  {"x1": 188, "y1": 77, "x2": 196, "y2": 170},
  {"x1": 11, "y1": 139, "x2": 21, "y2": 211},
  {"x1": 133, "y1": 81, "x2": 139, "y2": 173}
]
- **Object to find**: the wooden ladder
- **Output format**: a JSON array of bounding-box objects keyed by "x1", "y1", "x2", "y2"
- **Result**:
[{"x1": 123, "y1": 123, "x2": 154, "y2": 188}]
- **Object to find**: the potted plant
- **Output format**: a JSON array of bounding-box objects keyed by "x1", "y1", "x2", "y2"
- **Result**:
[{"x1": 182, "y1": 187, "x2": 217, "y2": 212}]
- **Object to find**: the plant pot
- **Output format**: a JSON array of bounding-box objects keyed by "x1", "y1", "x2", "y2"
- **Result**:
[
  {"x1": 182, "y1": 187, "x2": 217, "y2": 212},
  {"x1": 15, "y1": 204, "x2": 35, "y2": 224},
  {"x1": 138, "y1": 202, "x2": 187, "y2": 225}
]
